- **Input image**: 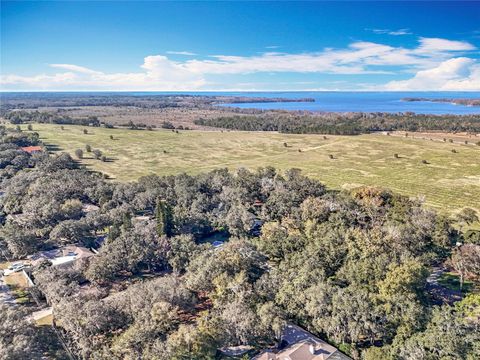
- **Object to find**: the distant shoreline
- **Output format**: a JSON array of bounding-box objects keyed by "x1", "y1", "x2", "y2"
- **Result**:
[{"x1": 402, "y1": 97, "x2": 480, "y2": 107}]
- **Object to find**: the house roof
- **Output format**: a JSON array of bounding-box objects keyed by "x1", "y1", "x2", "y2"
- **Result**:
[
  {"x1": 252, "y1": 324, "x2": 351, "y2": 360},
  {"x1": 255, "y1": 350, "x2": 276, "y2": 360},
  {"x1": 82, "y1": 203, "x2": 100, "y2": 213},
  {"x1": 20, "y1": 146, "x2": 42, "y2": 154},
  {"x1": 29, "y1": 245, "x2": 94, "y2": 266}
]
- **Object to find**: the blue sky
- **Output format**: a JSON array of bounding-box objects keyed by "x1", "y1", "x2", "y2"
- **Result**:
[{"x1": 1, "y1": 1, "x2": 479, "y2": 91}]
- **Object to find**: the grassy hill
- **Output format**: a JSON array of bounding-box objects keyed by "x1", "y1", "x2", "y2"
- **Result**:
[{"x1": 26, "y1": 124, "x2": 480, "y2": 215}]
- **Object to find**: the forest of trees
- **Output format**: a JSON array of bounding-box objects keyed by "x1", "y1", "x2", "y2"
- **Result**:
[
  {"x1": 3, "y1": 110, "x2": 101, "y2": 126},
  {"x1": 1, "y1": 124, "x2": 479, "y2": 359},
  {"x1": 195, "y1": 112, "x2": 480, "y2": 135}
]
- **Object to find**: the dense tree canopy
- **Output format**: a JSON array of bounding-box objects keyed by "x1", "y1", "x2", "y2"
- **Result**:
[
  {"x1": 0, "y1": 125, "x2": 478, "y2": 359},
  {"x1": 195, "y1": 112, "x2": 480, "y2": 135}
]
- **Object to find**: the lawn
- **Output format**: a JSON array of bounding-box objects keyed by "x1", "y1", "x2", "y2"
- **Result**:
[
  {"x1": 438, "y1": 272, "x2": 475, "y2": 294},
  {"x1": 4, "y1": 272, "x2": 30, "y2": 288},
  {"x1": 26, "y1": 124, "x2": 480, "y2": 215}
]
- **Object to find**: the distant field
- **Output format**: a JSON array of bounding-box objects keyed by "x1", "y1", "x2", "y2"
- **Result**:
[{"x1": 26, "y1": 124, "x2": 480, "y2": 215}]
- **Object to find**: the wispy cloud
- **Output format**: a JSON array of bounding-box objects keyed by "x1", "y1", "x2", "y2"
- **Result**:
[
  {"x1": 265, "y1": 45, "x2": 280, "y2": 49},
  {"x1": 166, "y1": 51, "x2": 197, "y2": 56},
  {"x1": 2, "y1": 37, "x2": 478, "y2": 91},
  {"x1": 415, "y1": 37, "x2": 476, "y2": 53},
  {"x1": 50, "y1": 64, "x2": 102, "y2": 75},
  {"x1": 367, "y1": 28, "x2": 412, "y2": 36}
]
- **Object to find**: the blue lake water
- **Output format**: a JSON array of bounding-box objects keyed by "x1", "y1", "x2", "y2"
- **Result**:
[
  {"x1": 215, "y1": 91, "x2": 480, "y2": 115},
  {"x1": 3, "y1": 91, "x2": 479, "y2": 114}
]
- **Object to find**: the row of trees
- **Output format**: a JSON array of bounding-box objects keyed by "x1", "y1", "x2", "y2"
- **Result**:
[
  {"x1": 4, "y1": 110, "x2": 101, "y2": 126},
  {"x1": 195, "y1": 112, "x2": 480, "y2": 135}
]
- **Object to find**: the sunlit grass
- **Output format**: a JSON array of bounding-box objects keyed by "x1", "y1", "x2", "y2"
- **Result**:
[{"x1": 25, "y1": 123, "x2": 480, "y2": 215}]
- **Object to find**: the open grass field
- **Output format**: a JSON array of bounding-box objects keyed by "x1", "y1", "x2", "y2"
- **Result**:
[{"x1": 26, "y1": 124, "x2": 480, "y2": 215}]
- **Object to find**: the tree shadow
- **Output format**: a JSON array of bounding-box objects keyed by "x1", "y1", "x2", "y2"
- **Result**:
[{"x1": 44, "y1": 144, "x2": 62, "y2": 152}]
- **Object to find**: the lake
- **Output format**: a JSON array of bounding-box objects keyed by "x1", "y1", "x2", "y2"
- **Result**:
[
  {"x1": 216, "y1": 91, "x2": 480, "y2": 115},
  {"x1": 3, "y1": 91, "x2": 479, "y2": 114}
]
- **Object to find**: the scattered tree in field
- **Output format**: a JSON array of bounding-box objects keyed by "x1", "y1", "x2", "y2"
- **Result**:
[
  {"x1": 298, "y1": 149, "x2": 302, "y2": 152},
  {"x1": 83, "y1": 129, "x2": 88, "y2": 134},
  {"x1": 283, "y1": 142, "x2": 288, "y2": 147},
  {"x1": 101, "y1": 155, "x2": 107, "y2": 162},
  {"x1": 110, "y1": 135, "x2": 114, "y2": 140},
  {"x1": 323, "y1": 135, "x2": 328, "y2": 140},
  {"x1": 85, "y1": 144, "x2": 91, "y2": 152},
  {"x1": 456, "y1": 208, "x2": 479, "y2": 226},
  {"x1": 162, "y1": 121, "x2": 175, "y2": 129},
  {"x1": 449, "y1": 139, "x2": 454, "y2": 143},
  {"x1": 394, "y1": 153, "x2": 399, "y2": 158},
  {"x1": 422, "y1": 159, "x2": 428, "y2": 164},
  {"x1": 27, "y1": 124, "x2": 33, "y2": 131},
  {"x1": 60, "y1": 125, "x2": 64, "y2": 130},
  {"x1": 477, "y1": 141, "x2": 480, "y2": 146},
  {"x1": 452, "y1": 149, "x2": 457, "y2": 153},
  {"x1": 75, "y1": 149, "x2": 83, "y2": 159},
  {"x1": 16, "y1": 125, "x2": 21, "y2": 132},
  {"x1": 443, "y1": 138, "x2": 447, "y2": 142},
  {"x1": 127, "y1": 120, "x2": 137, "y2": 130},
  {"x1": 329, "y1": 154, "x2": 334, "y2": 159},
  {"x1": 156, "y1": 199, "x2": 174, "y2": 237},
  {"x1": 465, "y1": 140, "x2": 468, "y2": 145},
  {"x1": 93, "y1": 149, "x2": 102, "y2": 159}
]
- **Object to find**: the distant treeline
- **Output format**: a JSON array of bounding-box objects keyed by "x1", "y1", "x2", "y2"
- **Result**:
[
  {"x1": 3, "y1": 110, "x2": 101, "y2": 126},
  {"x1": 194, "y1": 112, "x2": 480, "y2": 135},
  {"x1": 0, "y1": 93, "x2": 312, "y2": 111},
  {"x1": 402, "y1": 98, "x2": 480, "y2": 106}
]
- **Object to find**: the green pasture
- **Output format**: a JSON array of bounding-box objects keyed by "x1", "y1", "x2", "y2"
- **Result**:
[{"x1": 26, "y1": 124, "x2": 480, "y2": 215}]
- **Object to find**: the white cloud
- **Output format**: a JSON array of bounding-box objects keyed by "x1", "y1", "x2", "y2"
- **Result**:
[
  {"x1": 369, "y1": 28, "x2": 412, "y2": 36},
  {"x1": 415, "y1": 37, "x2": 476, "y2": 53},
  {"x1": 166, "y1": 51, "x2": 197, "y2": 56},
  {"x1": 1, "y1": 56, "x2": 206, "y2": 91},
  {"x1": 384, "y1": 57, "x2": 480, "y2": 90},
  {"x1": 50, "y1": 64, "x2": 102, "y2": 75},
  {"x1": 1, "y1": 37, "x2": 478, "y2": 91}
]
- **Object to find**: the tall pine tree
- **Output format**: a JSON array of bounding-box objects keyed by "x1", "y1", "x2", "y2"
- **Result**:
[{"x1": 156, "y1": 199, "x2": 173, "y2": 236}]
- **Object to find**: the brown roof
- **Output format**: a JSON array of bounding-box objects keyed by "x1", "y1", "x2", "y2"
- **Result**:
[
  {"x1": 280, "y1": 340, "x2": 335, "y2": 360},
  {"x1": 20, "y1": 146, "x2": 42, "y2": 154},
  {"x1": 255, "y1": 351, "x2": 276, "y2": 360},
  {"x1": 252, "y1": 324, "x2": 351, "y2": 360}
]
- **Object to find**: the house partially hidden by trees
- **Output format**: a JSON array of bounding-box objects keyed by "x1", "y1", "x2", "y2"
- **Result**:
[
  {"x1": 20, "y1": 145, "x2": 43, "y2": 154},
  {"x1": 28, "y1": 245, "x2": 94, "y2": 268},
  {"x1": 254, "y1": 324, "x2": 351, "y2": 360}
]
